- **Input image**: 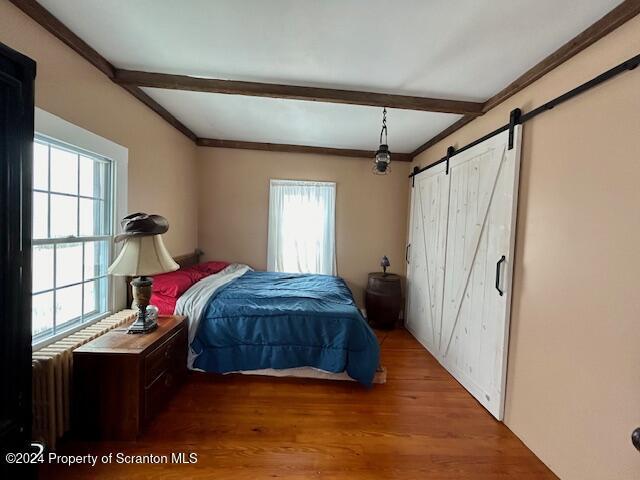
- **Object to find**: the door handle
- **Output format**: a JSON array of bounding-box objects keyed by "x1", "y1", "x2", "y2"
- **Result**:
[
  {"x1": 495, "y1": 255, "x2": 506, "y2": 296},
  {"x1": 406, "y1": 244, "x2": 411, "y2": 264},
  {"x1": 633, "y1": 428, "x2": 640, "y2": 452}
]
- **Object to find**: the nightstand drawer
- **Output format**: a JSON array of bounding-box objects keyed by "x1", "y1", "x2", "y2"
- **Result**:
[{"x1": 145, "y1": 326, "x2": 186, "y2": 386}]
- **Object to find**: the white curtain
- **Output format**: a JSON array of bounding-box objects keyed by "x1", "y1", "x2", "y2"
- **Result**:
[{"x1": 267, "y1": 179, "x2": 336, "y2": 275}]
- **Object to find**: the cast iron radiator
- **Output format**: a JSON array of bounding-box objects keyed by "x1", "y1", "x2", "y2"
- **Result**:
[{"x1": 31, "y1": 310, "x2": 136, "y2": 449}]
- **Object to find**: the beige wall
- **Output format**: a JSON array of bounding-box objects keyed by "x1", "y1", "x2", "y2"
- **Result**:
[
  {"x1": 413, "y1": 15, "x2": 640, "y2": 480},
  {"x1": 0, "y1": 0, "x2": 198, "y2": 255},
  {"x1": 197, "y1": 148, "x2": 410, "y2": 305}
]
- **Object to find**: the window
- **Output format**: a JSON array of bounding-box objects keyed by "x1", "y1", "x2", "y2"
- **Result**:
[
  {"x1": 32, "y1": 136, "x2": 113, "y2": 344},
  {"x1": 267, "y1": 179, "x2": 336, "y2": 275}
]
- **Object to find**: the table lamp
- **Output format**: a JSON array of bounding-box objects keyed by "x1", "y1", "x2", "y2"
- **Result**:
[
  {"x1": 380, "y1": 255, "x2": 391, "y2": 274},
  {"x1": 108, "y1": 213, "x2": 179, "y2": 334}
]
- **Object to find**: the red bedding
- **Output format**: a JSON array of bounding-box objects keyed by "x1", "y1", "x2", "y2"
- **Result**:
[{"x1": 150, "y1": 261, "x2": 230, "y2": 315}]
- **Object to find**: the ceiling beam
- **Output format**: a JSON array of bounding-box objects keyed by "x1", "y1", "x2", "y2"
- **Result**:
[
  {"x1": 114, "y1": 69, "x2": 485, "y2": 116},
  {"x1": 9, "y1": 0, "x2": 198, "y2": 142},
  {"x1": 196, "y1": 138, "x2": 413, "y2": 162},
  {"x1": 411, "y1": 0, "x2": 640, "y2": 159}
]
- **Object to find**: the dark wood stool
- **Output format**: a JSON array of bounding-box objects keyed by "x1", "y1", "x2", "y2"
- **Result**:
[{"x1": 365, "y1": 273, "x2": 402, "y2": 329}]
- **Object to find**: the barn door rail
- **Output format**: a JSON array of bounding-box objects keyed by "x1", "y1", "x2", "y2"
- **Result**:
[{"x1": 409, "y1": 52, "x2": 640, "y2": 179}]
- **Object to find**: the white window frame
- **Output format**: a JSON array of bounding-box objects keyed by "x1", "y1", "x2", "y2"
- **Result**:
[{"x1": 32, "y1": 108, "x2": 128, "y2": 350}]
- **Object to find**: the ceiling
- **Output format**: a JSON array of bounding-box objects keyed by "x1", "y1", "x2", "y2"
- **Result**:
[{"x1": 39, "y1": 0, "x2": 621, "y2": 154}]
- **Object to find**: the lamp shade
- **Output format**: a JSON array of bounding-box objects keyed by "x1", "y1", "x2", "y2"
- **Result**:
[{"x1": 108, "y1": 234, "x2": 179, "y2": 277}]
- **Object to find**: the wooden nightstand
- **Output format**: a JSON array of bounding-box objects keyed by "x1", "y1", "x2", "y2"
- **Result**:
[{"x1": 73, "y1": 315, "x2": 188, "y2": 440}]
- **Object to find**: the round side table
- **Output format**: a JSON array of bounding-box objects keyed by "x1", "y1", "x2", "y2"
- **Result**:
[{"x1": 365, "y1": 272, "x2": 402, "y2": 329}]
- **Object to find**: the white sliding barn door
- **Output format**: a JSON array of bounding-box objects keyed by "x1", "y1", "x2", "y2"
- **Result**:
[
  {"x1": 405, "y1": 126, "x2": 521, "y2": 421},
  {"x1": 439, "y1": 127, "x2": 521, "y2": 420},
  {"x1": 405, "y1": 163, "x2": 449, "y2": 355}
]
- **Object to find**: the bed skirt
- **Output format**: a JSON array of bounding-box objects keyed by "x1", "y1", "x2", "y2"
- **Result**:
[{"x1": 227, "y1": 366, "x2": 387, "y2": 384}]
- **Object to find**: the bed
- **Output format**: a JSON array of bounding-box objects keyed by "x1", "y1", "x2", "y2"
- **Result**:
[{"x1": 147, "y1": 252, "x2": 381, "y2": 386}]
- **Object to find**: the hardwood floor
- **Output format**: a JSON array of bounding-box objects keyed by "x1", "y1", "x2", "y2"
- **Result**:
[{"x1": 41, "y1": 329, "x2": 557, "y2": 479}]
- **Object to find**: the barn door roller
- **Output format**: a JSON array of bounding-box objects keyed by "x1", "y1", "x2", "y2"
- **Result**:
[{"x1": 508, "y1": 108, "x2": 522, "y2": 150}]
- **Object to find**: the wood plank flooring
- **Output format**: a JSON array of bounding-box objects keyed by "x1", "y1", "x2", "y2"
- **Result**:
[{"x1": 41, "y1": 329, "x2": 557, "y2": 479}]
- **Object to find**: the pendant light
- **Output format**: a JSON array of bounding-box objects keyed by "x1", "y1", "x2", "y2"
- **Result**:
[{"x1": 373, "y1": 107, "x2": 391, "y2": 175}]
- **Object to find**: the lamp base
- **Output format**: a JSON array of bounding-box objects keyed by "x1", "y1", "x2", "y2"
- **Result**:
[
  {"x1": 127, "y1": 276, "x2": 157, "y2": 334},
  {"x1": 127, "y1": 316, "x2": 158, "y2": 334}
]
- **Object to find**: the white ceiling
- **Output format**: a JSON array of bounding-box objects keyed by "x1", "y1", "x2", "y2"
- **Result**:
[{"x1": 40, "y1": 0, "x2": 621, "y2": 151}]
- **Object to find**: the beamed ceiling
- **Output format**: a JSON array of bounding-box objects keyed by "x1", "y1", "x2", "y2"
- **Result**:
[{"x1": 10, "y1": 0, "x2": 640, "y2": 161}]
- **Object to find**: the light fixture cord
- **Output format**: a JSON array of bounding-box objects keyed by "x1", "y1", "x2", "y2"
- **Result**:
[{"x1": 379, "y1": 107, "x2": 388, "y2": 145}]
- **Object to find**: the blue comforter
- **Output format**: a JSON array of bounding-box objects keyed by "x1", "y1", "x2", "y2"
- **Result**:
[{"x1": 190, "y1": 271, "x2": 380, "y2": 386}]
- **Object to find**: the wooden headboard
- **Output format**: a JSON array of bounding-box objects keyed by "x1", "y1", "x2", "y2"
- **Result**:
[
  {"x1": 173, "y1": 248, "x2": 205, "y2": 269},
  {"x1": 125, "y1": 248, "x2": 204, "y2": 308}
]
